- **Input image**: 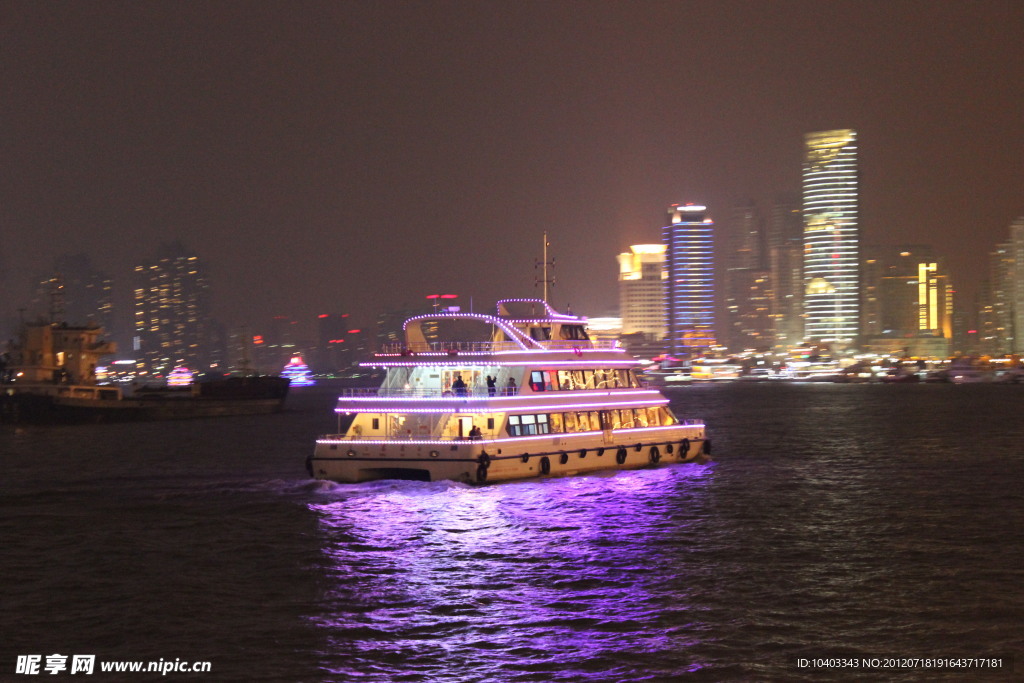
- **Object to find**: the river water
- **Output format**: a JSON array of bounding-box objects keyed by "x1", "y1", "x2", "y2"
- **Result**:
[{"x1": 2, "y1": 382, "x2": 1022, "y2": 681}]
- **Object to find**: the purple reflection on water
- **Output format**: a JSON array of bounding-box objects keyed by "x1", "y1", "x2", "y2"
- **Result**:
[{"x1": 306, "y1": 464, "x2": 715, "y2": 681}]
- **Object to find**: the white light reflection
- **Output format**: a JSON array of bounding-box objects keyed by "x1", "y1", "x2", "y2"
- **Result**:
[{"x1": 307, "y1": 465, "x2": 715, "y2": 681}]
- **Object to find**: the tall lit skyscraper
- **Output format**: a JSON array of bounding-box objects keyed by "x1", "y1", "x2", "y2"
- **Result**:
[
  {"x1": 802, "y1": 129, "x2": 859, "y2": 346},
  {"x1": 133, "y1": 242, "x2": 212, "y2": 376},
  {"x1": 663, "y1": 204, "x2": 715, "y2": 357},
  {"x1": 767, "y1": 193, "x2": 804, "y2": 350},
  {"x1": 617, "y1": 244, "x2": 666, "y2": 339},
  {"x1": 1010, "y1": 216, "x2": 1024, "y2": 354},
  {"x1": 724, "y1": 201, "x2": 772, "y2": 351}
]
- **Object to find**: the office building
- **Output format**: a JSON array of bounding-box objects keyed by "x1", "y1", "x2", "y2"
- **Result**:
[
  {"x1": 803, "y1": 129, "x2": 860, "y2": 346},
  {"x1": 663, "y1": 204, "x2": 715, "y2": 357},
  {"x1": 616, "y1": 244, "x2": 666, "y2": 339},
  {"x1": 132, "y1": 242, "x2": 212, "y2": 376}
]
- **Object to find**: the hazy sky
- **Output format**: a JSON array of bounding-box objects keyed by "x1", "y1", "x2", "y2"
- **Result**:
[{"x1": 2, "y1": 1, "x2": 1022, "y2": 335}]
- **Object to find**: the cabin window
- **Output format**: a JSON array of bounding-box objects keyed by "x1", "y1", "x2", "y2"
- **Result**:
[
  {"x1": 372, "y1": 418, "x2": 380, "y2": 430},
  {"x1": 529, "y1": 370, "x2": 554, "y2": 392},
  {"x1": 506, "y1": 413, "x2": 551, "y2": 436},
  {"x1": 487, "y1": 417, "x2": 494, "y2": 430},
  {"x1": 549, "y1": 413, "x2": 564, "y2": 433}
]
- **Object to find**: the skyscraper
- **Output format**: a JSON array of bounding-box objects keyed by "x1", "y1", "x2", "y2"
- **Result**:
[
  {"x1": 724, "y1": 201, "x2": 772, "y2": 351},
  {"x1": 1010, "y1": 217, "x2": 1024, "y2": 353},
  {"x1": 767, "y1": 193, "x2": 804, "y2": 349},
  {"x1": 616, "y1": 244, "x2": 666, "y2": 339},
  {"x1": 802, "y1": 129, "x2": 860, "y2": 346},
  {"x1": 663, "y1": 204, "x2": 715, "y2": 357},
  {"x1": 133, "y1": 242, "x2": 212, "y2": 376}
]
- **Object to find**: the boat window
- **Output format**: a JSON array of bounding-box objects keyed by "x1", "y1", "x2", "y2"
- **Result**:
[
  {"x1": 529, "y1": 326, "x2": 551, "y2": 341},
  {"x1": 549, "y1": 413, "x2": 564, "y2": 433},
  {"x1": 487, "y1": 417, "x2": 494, "y2": 430},
  {"x1": 563, "y1": 411, "x2": 578, "y2": 432},
  {"x1": 557, "y1": 370, "x2": 572, "y2": 390},
  {"x1": 558, "y1": 324, "x2": 590, "y2": 341},
  {"x1": 529, "y1": 370, "x2": 554, "y2": 392},
  {"x1": 537, "y1": 414, "x2": 550, "y2": 434},
  {"x1": 372, "y1": 418, "x2": 380, "y2": 430}
]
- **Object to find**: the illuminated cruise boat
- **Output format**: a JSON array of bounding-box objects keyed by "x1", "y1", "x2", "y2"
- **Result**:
[{"x1": 308, "y1": 299, "x2": 710, "y2": 484}]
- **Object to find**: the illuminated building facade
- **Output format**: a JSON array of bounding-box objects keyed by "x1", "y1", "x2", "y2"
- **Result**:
[
  {"x1": 862, "y1": 245, "x2": 952, "y2": 357},
  {"x1": 133, "y1": 242, "x2": 212, "y2": 377},
  {"x1": 1011, "y1": 217, "x2": 1024, "y2": 353},
  {"x1": 663, "y1": 204, "x2": 715, "y2": 357},
  {"x1": 982, "y1": 242, "x2": 1016, "y2": 355},
  {"x1": 803, "y1": 129, "x2": 859, "y2": 346},
  {"x1": 616, "y1": 244, "x2": 666, "y2": 339},
  {"x1": 724, "y1": 201, "x2": 772, "y2": 351},
  {"x1": 30, "y1": 254, "x2": 114, "y2": 332},
  {"x1": 767, "y1": 193, "x2": 804, "y2": 350}
]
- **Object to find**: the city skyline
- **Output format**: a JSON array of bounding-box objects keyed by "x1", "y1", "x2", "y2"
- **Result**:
[{"x1": 2, "y1": 2, "x2": 1022, "y2": 332}]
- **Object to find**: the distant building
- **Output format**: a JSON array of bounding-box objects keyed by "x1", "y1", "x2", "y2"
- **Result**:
[
  {"x1": 132, "y1": 242, "x2": 212, "y2": 377},
  {"x1": 724, "y1": 201, "x2": 772, "y2": 351},
  {"x1": 981, "y1": 240, "x2": 1016, "y2": 356},
  {"x1": 663, "y1": 204, "x2": 716, "y2": 357},
  {"x1": 1010, "y1": 217, "x2": 1024, "y2": 354},
  {"x1": 767, "y1": 193, "x2": 804, "y2": 350},
  {"x1": 616, "y1": 244, "x2": 666, "y2": 339},
  {"x1": 30, "y1": 254, "x2": 114, "y2": 333},
  {"x1": 861, "y1": 245, "x2": 953, "y2": 357},
  {"x1": 803, "y1": 129, "x2": 860, "y2": 347}
]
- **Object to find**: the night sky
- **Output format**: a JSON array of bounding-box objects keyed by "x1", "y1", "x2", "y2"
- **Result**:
[{"x1": 2, "y1": 1, "x2": 1022, "y2": 337}]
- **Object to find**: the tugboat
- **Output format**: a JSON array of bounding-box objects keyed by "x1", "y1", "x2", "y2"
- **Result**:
[{"x1": 307, "y1": 299, "x2": 710, "y2": 484}]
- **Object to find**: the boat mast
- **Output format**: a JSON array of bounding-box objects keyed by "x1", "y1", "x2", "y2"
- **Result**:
[{"x1": 535, "y1": 232, "x2": 555, "y2": 305}]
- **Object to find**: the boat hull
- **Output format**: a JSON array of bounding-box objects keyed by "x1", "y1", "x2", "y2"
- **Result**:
[
  {"x1": 310, "y1": 426, "x2": 710, "y2": 485},
  {"x1": 0, "y1": 392, "x2": 286, "y2": 424}
]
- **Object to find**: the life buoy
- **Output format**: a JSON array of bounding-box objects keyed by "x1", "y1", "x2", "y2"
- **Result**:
[
  {"x1": 476, "y1": 464, "x2": 488, "y2": 483},
  {"x1": 304, "y1": 455, "x2": 314, "y2": 478},
  {"x1": 680, "y1": 439, "x2": 690, "y2": 458},
  {"x1": 666, "y1": 442, "x2": 674, "y2": 454},
  {"x1": 478, "y1": 452, "x2": 491, "y2": 468},
  {"x1": 634, "y1": 443, "x2": 642, "y2": 452},
  {"x1": 596, "y1": 448, "x2": 605, "y2": 457},
  {"x1": 521, "y1": 453, "x2": 530, "y2": 464},
  {"x1": 559, "y1": 451, "x2": 569, "y2": 465},
  {"x1": 702, "y1": 439, "x2": 712, "y2": 455},
  {"x1": 649, "y1": 446, "x2": 660, "y2": 464},
  {"x1": 578, "y1": 449, "x2": 587, "y2": 459},
  {"x1": 616, "y1": 448, "x2": 627, "y2": 465},
  {"x1": 540, "y1": 456, "x2": 551, "y2": 475}
]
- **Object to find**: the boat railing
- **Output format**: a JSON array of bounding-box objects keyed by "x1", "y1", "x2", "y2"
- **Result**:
[
  {"x1": 335, "y1": 382, "x2": 651, "y2": 398},
  {"x1": 377, "y1": 340, "x2": 620, "y2": 355},
  {"x1": 320, "y1": 418, "x2": 704, "y2": 442}
]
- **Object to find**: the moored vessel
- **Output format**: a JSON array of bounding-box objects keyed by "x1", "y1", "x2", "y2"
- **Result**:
[
  {"x1": 1, "y1": 321, "x2": 289, "y2": 424},
  {"x1": 307, "y1": 299, "x2": 710, "y2": 484}
]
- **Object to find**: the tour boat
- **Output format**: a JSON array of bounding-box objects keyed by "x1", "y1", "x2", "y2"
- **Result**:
[{"x1": 307, "y1": 299, "x2": 710, "y2": 484}]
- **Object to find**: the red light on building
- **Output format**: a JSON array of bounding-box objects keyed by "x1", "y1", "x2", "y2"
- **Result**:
[
  {"x1": 348, "y1": 329, "x2": 361, "y2": 334},
  {"x1": 253, "y1": 335, "x2": 264, "y2": 345},
  {"x1": 318, "y1": 314, "x2": 329, "y2": 318}
]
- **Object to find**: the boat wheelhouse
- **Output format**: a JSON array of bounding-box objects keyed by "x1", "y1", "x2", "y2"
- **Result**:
[{"x1": 308, "y1": 299, "x2": 710, "y2": 484}]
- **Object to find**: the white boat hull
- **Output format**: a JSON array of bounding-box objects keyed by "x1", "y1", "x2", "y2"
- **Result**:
[{"x1": 309, "y1": 425, "x2": 709, "y2": 484}]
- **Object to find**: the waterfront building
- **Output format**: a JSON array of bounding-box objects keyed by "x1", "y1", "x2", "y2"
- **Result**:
[
  {"x1": 767, "y1": 193, "x2": 804, "y2": 350},
  {"x1": 663, "y1": 204, "x2": 716, "y2": 357},
  {"x1": 724, "y1": 201, "x2": 772, "y2": 351},
  {"x1": 132, "y1": 242, "x2": 212, "y2": 377},
  {"x1": 1010, "y1": 217, "x2": 1024, "y2": 354},
  {"x1": 802, "y1": 129, "x2": 860, "y2": 347},
  {"x1": 980, "y1": 243, "x2": 1015, "y2": 356},
  {"x1": 30, "y1": 254, "x2": 114, "y2": 333},
  {"x1": 862, "y1": 245, "x2": 952, "y2": 357},
  {"x1": 616, "y1": 244, "x2": 666, "y2": 339}
]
